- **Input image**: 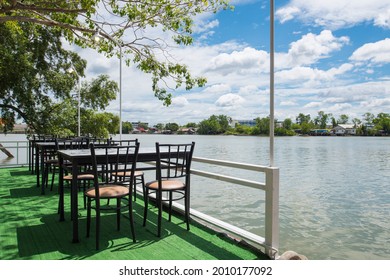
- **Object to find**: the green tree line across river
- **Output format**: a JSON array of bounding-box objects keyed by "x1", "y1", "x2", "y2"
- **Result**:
[{"x1": 135, "y1": 111, "x2": 390, "y2": 136}]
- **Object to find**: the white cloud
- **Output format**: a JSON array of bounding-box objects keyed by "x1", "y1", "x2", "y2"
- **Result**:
[
  {"x1": 350, "y1": 38, "x2": 390, "y2": 64},
  {"x1": 326, "y1": 103, "x2": 353, "y2": 112},
  {"x1": 172, "y1": 96, "x2": 189, "y2": 107},
  {"x1": 280, "y1": 100, "x2": 298, "y2": 106},
  {"x1": 304, "y1": 102, "x2": 322, "y2": 108},
  {"x1": 276, "y1": 0, "x2": 390, "y2": 30},
  {"x1": 276, "y1": 6, "x2": 301, "y2": 24},
  {"x1": 193, "y1": 19, "x2": 219, "y2": 34},
  {"x1": 279, "y1": 30, "x2": 349, "y2": 68},
  {"x1": 374, "y1": 8, "x2": 390, "y2": 28},
  {"x1": 276, "y1": 63, "x2": 353, "y2": 87},
  {"x1": 206, "y1": 47, "x2": 268, "y2": 75},
  {"x1": 215, "y1": 94, "x2": 245, "y2": 107},
  {"x1": 202, "y1": 83, "x2": 232, "y2": 94},
  {"x1": 238, "y1": 85, "x2": 260, "y2": 96},
  {"x1": 361, "y1": 98, "x2": 390, "y2": 108}
]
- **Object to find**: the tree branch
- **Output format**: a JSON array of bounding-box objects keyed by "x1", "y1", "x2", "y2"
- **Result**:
[
  {"x1": 0, "y1": 103, "x2": 37, "y2": 132},
  {"x1": 2, "y1": 6, "x2": 86, "y2": 14},
  {"x1": 0, "y1": 15, "x2": 95, "y2": 35}
]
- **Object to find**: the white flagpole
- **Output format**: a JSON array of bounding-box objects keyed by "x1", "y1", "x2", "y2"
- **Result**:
[{"x1": 269, "y1": 0, "x2": 275, "y2": 167}]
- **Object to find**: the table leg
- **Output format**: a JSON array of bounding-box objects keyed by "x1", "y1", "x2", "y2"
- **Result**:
[
  {"x1": 59, "y1": 156, "x2": 65, "y2": 222},
  {"x1": 71, "y1": 161, "x2": 79, "y2": 243},
  {"x1": 40, "y1": 147, "x2": 45, "y2": 195},
  {"x1": 36, "y1": 146, "x2": 40, "y2": 190}
]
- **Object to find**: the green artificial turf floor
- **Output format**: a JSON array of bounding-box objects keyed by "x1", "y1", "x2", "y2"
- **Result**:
[{"x1": 0, "y1": 167, "x2": 269, "y2": 260}]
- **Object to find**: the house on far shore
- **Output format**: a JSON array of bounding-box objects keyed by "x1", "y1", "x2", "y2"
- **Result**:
[
  {"x1": 332, "y1": 124, "x2": 356, "y2": 135},
  {"x1": 231, "y1": 119, "x2": 257, "y2": 127},
  {"x1": 0, "y1": 122, "x2": 28, "y2": 134},
  {"x1": 177, "y1": 127, "x2": 196, "y2": 134}
]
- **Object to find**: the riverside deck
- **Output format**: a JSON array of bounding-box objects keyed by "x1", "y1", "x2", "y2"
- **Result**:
[{"x1": 0, "y1": 167, "x2": 269, "y2": 260}]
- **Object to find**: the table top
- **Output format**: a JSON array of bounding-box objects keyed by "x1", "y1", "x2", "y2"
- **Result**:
[
  {"x1": 35, "y1": 141, "x2": 84, "y2": 148},
  {"x1": 57, "y1": 147, "x2": 158, "y2": 164}
]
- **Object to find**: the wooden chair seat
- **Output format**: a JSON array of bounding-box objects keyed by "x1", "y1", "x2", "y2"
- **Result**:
[
  {"x1": 85, "y1": 185, "x2": 129, "y2": 199},
  {"x1": 111, "y1": 170, "x2": 144, "y2": 177},
  {"x1": 63, "y1": 173, "x2": 94, "y2": 180},
  {"x1": 45, "y1": 158, "x2": 59, "y2": 164},
  {"x1": 145, "y1": 180, "x2": 185, "y2": 191}
]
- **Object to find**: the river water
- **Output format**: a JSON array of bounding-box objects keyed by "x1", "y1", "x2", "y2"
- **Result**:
[{"x1": 1, "y1": 133, "x2": 389, "y2": 259}]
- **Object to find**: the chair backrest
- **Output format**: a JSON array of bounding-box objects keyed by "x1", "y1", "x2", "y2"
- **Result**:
[
  {"x1": 109, "y1": 139, "x2": 138, "y2": 147},
  {"x1": 43, "y1": 138, "x2": 58, "y2": 161},
  {"x1": 89, "y1": 142, "x2": 140, "y2": 198},
  {"x1": 155, "y1": 142, "x2": 195, "y2": 182},
  {"x1": 88, "y1": 137, "x2": 111, "y2": 146},
  {"x1": 67, "y1": 137, "x2": 89, "y2": 149}
]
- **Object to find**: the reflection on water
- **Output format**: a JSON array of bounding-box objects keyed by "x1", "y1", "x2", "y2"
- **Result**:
[{"x1": 1, "y1": 134, "x2": 389, "y2": 259}]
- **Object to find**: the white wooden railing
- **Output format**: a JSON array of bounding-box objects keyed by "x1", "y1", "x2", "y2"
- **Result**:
[
  {"x1": 0, "y1": 141, "x2": 29, "y2": 167},
  {"x1": 190, "y1": 157, "x2": 279, "y2": 259}
]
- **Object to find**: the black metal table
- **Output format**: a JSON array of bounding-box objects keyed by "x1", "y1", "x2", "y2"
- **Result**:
[
  {"x1": 57, "y1": 147, "x2": 158, "y2": 243},
  {"x1": 35, "y1": 141, "x2": 89, "y2": 194},
  {"x1": 35, "y1": 142, "x2": 58, "y2": 194}
]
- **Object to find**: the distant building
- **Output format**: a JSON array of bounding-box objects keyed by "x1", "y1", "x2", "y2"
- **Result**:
[
  {"x1": 0, "y1": 122, "x2": 28, "y2": 134},
  {"x1": 333, "y1": 124, "x2": 356, "y2": 135},
  {"x1": 131, "y1": 122, "x2": 149, "y2": 128},
  {"x1": 231, "y1": 119, "x2": 256, "y2": 127},
  {"x1": 131, "y1": 122, "x2": 149, "y2": 133},
  {"x1": 178, "y1": 127, "x2": 196, "y2": 134},
  {"x1": 309, "y1": 129, "x2": 331, "y2": 136}
]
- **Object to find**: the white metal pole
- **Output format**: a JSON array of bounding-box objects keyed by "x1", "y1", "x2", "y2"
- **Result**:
[
  {"x1": 78, "y1": 78, "x2": 81, "y2": 137},
  {"x1": 269, "y1": 0, "x2": 275, "y2": 167},
  {"x1": 119, "y1": 45, "x2": 122, "y2": 140},
  {"x1": 93, "y1": 27, "x2": 123, "y2": 140},
  {"x1": 68, "y1": 66, "x2": 81, "y2": 137}
]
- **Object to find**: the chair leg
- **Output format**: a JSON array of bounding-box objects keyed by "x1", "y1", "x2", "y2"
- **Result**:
[
  {"x1": 128, "y1": 192, "x2": 136, "y2": 243},
  {"x1": 116, "y1": 198, "x2": 121, "y2": 231},
  {"x1": 95, "y1": 202, "x2": 100, "y2": 250},
  {"x1": 50, "y1": 165, "x2": 56, "y2": 191},
  {"x1": 83, "y1": 180, "x2": 89, "y2": 209},
  {"x1": 143, "y1": 188, "x2": 149, "y2": 227},
  {"x1": 157, "y1": 190, "x2": 162, "y2": 237},
  {"x1": 140, "y1": 175, "x2": 145, "y2": 198},
  {"x1": 86, "y1": 198, "x2": 91, "y2": 238},
  {"x1": 133, "y1": 177, "x2": 138, "y2": 201},
  {"x1": 43, "y1": 164, "x2": 49, "y2": 189},
  {"x1": 185, "y1": 190, "x2": 190, "y2": 231},
  {"x1": 133, "y1": 174, "x2": 145, "y2": 201},
  {"x1": 168, "y1": 191, "x2": 173, "y2": 222}
]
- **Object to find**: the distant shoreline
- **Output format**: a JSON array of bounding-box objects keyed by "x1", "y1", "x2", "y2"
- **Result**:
[{"x1": 1, "y1": 133, "x2": 389, "y2": 139}]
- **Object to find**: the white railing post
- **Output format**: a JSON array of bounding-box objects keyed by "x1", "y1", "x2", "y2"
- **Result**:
[{"x1": 265, "y1": 167, "x2": 279, "y2": 259}]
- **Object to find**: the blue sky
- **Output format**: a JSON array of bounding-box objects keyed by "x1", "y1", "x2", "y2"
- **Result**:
[{"x1": 77, "y1": 0, "x2": 390, "y2": 126}]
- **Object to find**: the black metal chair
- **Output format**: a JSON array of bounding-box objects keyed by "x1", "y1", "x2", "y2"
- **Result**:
[
  {"x1": 42, "y1": 137, "x2": 86, "y2": 192},
  {"x1": 42, "y1": 140, "x2": 60, "y2": 191},
  {"x1": 86, "y1": 142, "x2": 139, "y2": 250},
  {"x1": 143, "y1": 142, "x2": 195, "y2": 237},
  {"x1": 42, "y1": 137, "x2": 65, "y2": 191},
  {"x1": 109, "y1": 139, "x2": 145, "y2": 201},
  {"x1": 60, "y1": 138, "x2": 94, "y2": 208}
]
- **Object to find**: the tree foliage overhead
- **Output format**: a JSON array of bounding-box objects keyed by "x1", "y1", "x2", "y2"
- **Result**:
[
  {"x1": 0, "y1": 18, "x2": 118, "y2": 136},
  {"x1": 0, "y1": 21, "x2": 85, "y2": 133},
  {"x1": 0, "y1": 0, "x2": 231, "y2": 105}
]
